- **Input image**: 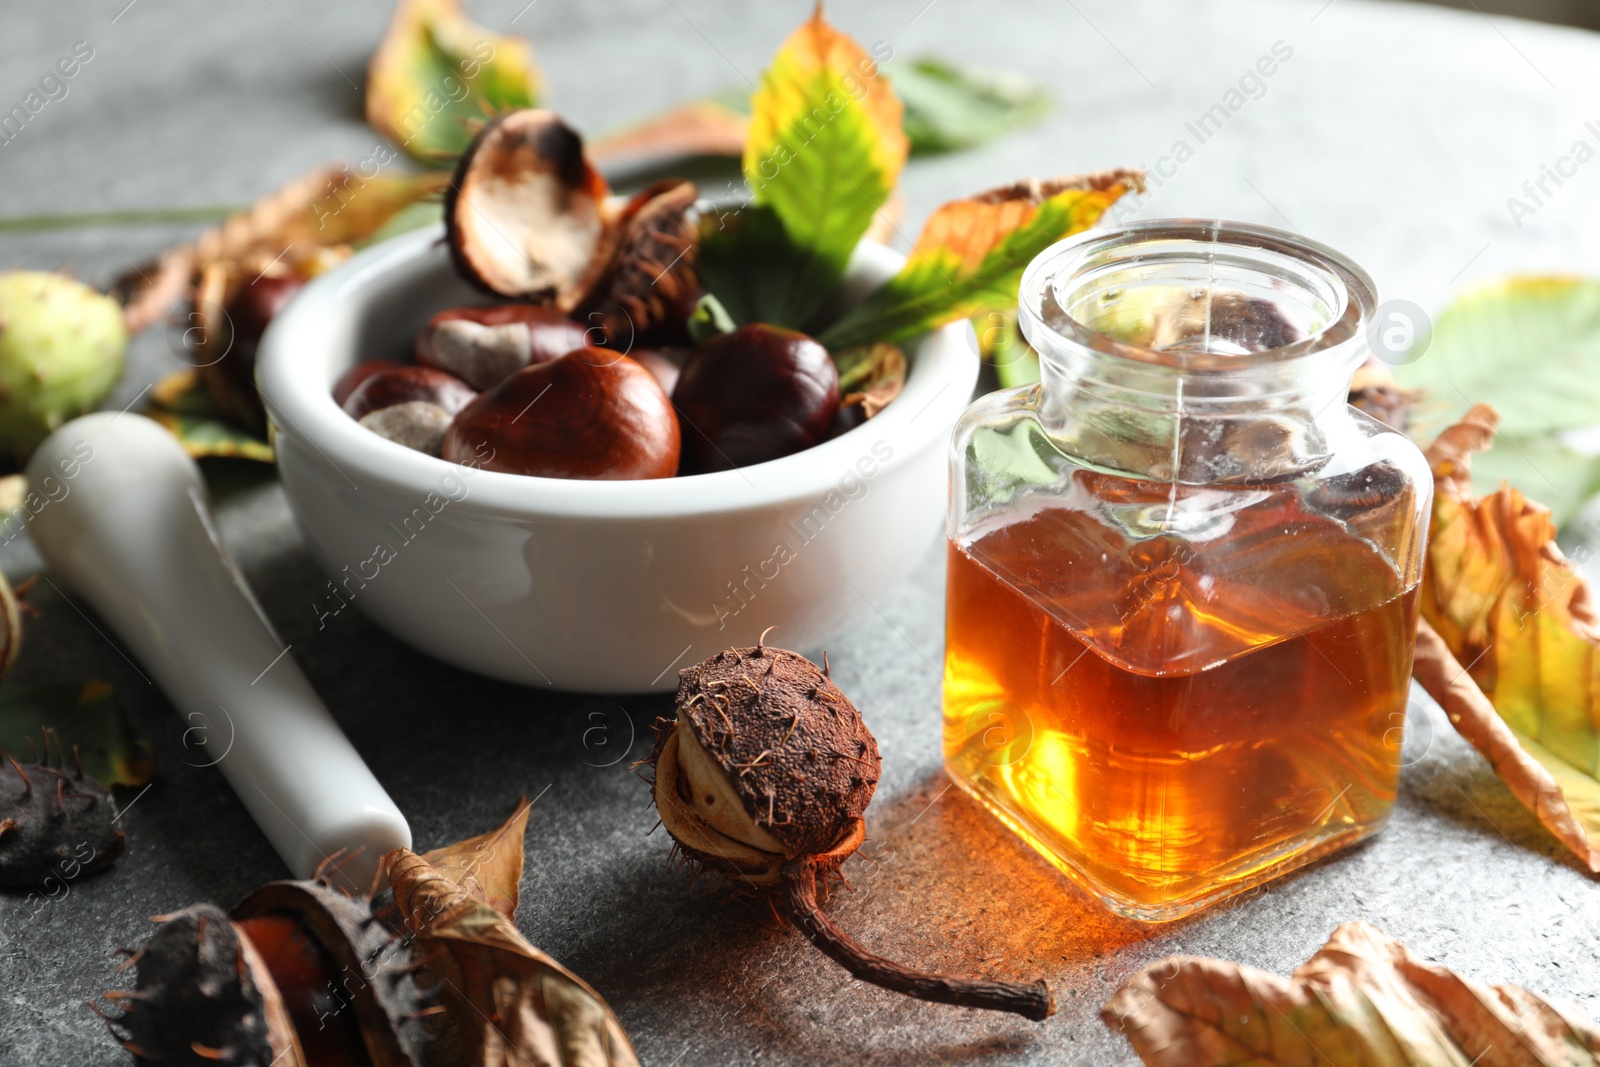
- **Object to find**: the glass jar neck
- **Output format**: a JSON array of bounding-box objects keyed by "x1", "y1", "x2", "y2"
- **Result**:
[{"x1": 1017, "y1": 220, "x2": 1377, "y2": 484}]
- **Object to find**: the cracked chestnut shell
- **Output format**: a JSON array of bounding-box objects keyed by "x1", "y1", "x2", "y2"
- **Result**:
[
  {"x1": 672, "y1": 324, "x2": 839, "y2": 474},
  {"x1": 441, "y1": 347, "x2": 679, "y2": 479},
  {"x1": 415, "y1": 304, "x2": 591, "y2": 390},
  {"x1": 444, "y1": 110, "x2": 613, "y2": 307}
]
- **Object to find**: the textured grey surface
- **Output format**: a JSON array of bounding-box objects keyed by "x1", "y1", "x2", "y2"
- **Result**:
[{"x1": 3, "y1": 1, "x2": 1600, "y2": 1065}]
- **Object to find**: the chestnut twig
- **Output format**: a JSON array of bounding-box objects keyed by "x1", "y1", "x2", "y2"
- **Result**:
[{"x1": 781, "y1": 859, "x2": 1056, "y2": 1021}]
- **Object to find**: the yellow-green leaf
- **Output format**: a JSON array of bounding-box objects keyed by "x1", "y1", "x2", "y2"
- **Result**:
[
  {"x1": 366, "y1": 0, "x2": 540, "y2": 165},
  {"x1": 1103, "y1": 920, "x2": 1600, "y2": 1066},
  {"x1": 1417, "y1": 405, "x2": 1600, "y2": 873},
  {"x1": 819, "y1": 169, "x2": 1143, "y2": 350},
  {"x1": 1396, "y1": 276, "x2": 1600, "y2": 526},
  {"x1": 146, "y1": 370, "x2": 273, "y2": 463},
  {"x1": 0, "y1": 681, "x2": 153, "y2": 788},
  {"x1": 740, "y1": 8, "x2": 906, "y2": 327}
]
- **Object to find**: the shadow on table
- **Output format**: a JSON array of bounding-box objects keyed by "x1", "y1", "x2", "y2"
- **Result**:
[{"x1": 540, "y1": 765, "x2": 1169, "y2": 1065}]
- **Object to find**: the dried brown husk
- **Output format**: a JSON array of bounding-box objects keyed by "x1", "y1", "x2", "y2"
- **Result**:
[
  {"x1": 99, "y1": 903, "x2": 310, "y2": 1067},
  {"x1": 0, "y1": 727, "x2": 126, "y2": 887},
  {"x1": 231, "y1": 879, "x2": 429, "y2": 1067},
  {"x1": 579, "y1": 179, "x2": 701, "y2": 348},
  {"x1": 100, "y1": 870, "x2": 428, "y2": 1067},
  {"x1": 648, "y1": 643, "x2": 1055, "y2": 1021}
]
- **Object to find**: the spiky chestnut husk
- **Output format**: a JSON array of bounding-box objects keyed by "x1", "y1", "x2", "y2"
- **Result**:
[
  {"x1": 0, "y1": 271, "x2": 126, "y2": 456},
  {"x1": 579, "y1": 179, "x2": 700, "y2": 349},
  {"x1": 102, "y1": 879, "x2": 427, "y2": 1067},
  {"x1": 0, "y1": 728, "x2": 125, "y2": 887},
  {"x1": 100, "y1": 903, "x2": 307, "y2": 1067},
  {"x1": 232, "y1": 880, "x2": 429, "y2": 1067},
  {"x1": 649, "y1": 641, "x2": 1056, "y2": 1021}
]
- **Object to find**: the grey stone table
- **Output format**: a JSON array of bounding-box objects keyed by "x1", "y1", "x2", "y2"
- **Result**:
[{"x1": 3, "y1": 1, "x2": 1600, "y2": 1064}]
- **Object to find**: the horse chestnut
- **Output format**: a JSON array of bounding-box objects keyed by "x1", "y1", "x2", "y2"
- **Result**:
[
  {"x1": 415, "y1": 305, "x2": 591, "y2": 390},
  {"x1": 441, "y1": 348, "x2": 679, "y2": 479},
  {"x1": 672, "y1": 324, "x2": 839, "y2": 474},
  {"x1": 331, "y1": 359, "x2": 398, "y2": 407},
  {"x1": 344, "y1": 366, "x2": 477, "y2": 457},
  {"x1": 341, "y1": 366, "x2": 476, "y2": 421},
  {"x1": 631, "y1": 347, "x2": 681, "y2": 396},
  {"x1": 205, "y1": 273, "x2": 307, "y2": 433}
]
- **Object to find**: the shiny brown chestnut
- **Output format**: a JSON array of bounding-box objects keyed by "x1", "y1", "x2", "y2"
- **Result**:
[
  {"x1": 205, "y1": 273, "x2": 307, "y2": 433},
  {"x1": 441, "y1": 348, "x2": 679, "y2": 479},
  {"x1": 342, "y1": 365, "x2": 477, "y2": 421},
  {"x1": 631, "y1": 348, "x2": 682, "y2": 397},
  {"x1": 332, "y1": 359, "x2": 399, "y2": 408},
  {"x1": 415, "y1": 305, "x2": 591, "y2": 390},
  {"x1": 672, "y1": 324, "x2": 840, "y2": 474}
]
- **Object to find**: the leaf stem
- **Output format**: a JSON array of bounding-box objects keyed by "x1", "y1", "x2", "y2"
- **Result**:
[{"x1": 0, "y1": 205, "x2": 244, "y2": 234}]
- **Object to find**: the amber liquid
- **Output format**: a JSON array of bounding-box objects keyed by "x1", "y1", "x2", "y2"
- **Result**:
[{"x1": 943, "y1": 472, "x2": 1418, "y2": 920}]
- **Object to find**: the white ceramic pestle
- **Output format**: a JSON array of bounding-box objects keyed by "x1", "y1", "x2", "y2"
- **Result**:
[{"x1": 24, "y1": 412, "x2": 410, "y2": 888}]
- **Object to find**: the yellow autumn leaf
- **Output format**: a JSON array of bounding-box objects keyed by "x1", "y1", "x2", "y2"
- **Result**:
[
  {"x1": 737, "y1": 6, "x2": 906, "y2": 325},
  {"x1": 1416, "y1": 403, "x2": 1600, "y2": 873},
  {"x1": 820, "y1": 169, "x2": 1144, "y2": 350},
  {"x1": 366, "y1": 0, "x2": 540, "y2": 164},
  {"x1": 1103, "y1": 920, "x2": 1600, "y2": 1066},
  {"x1": 744, "y1": 7, "x2": 906, "y2": 197}
]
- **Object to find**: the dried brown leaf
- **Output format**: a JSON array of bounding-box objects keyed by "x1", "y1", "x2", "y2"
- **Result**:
[
  {"x1": 1103, "y1": 920, "x2": 1600, "y2": 1066},
  {"x1": 387, "y1": 812, "x2": 638, "y2": 1067},
  {"x1": 835, "y1": 342, "x2": 906, "y2": 420},
  {"x1": 1414, "y1": 620, "x2": 1600, "y2": 872},
  {"x1": 419, "y1": 797, "x2": 529, "y2": 919},
  {"x1": 116, "y1": 165, "x2": 447, "y2": 334},
  {"x1": 587, "y1": 101, "x2": 749, "y2": 173}
]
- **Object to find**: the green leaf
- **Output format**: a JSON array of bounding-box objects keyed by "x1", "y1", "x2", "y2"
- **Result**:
[
  {"x1": 1398, "y1": 277, "x2": 1600, "y2": 525},
  {"x1": 366, "y1": 0, "x2": 540, "y2": 166},
  {"x1": 0, "y1": 681, "x2": 153, "y2": 788},
  {"x1": 894, "y1": 58, "x2": 1051, "y2": 156},
  {"x1": 697, "y1": 205, "x2": 827, "y2": 329},
  {"x1": 974, "y1": 307, "x2": 1041, "y2": 389},
  {"x1": 146, "y1": 371, "x2": 273, "y2": 463},
  {"x1": 820, "y1": 172, "x2": 1140, "y2": 351},
  {"x1": 741, "y1": 9, "x2": 908, "y2": 329}
]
